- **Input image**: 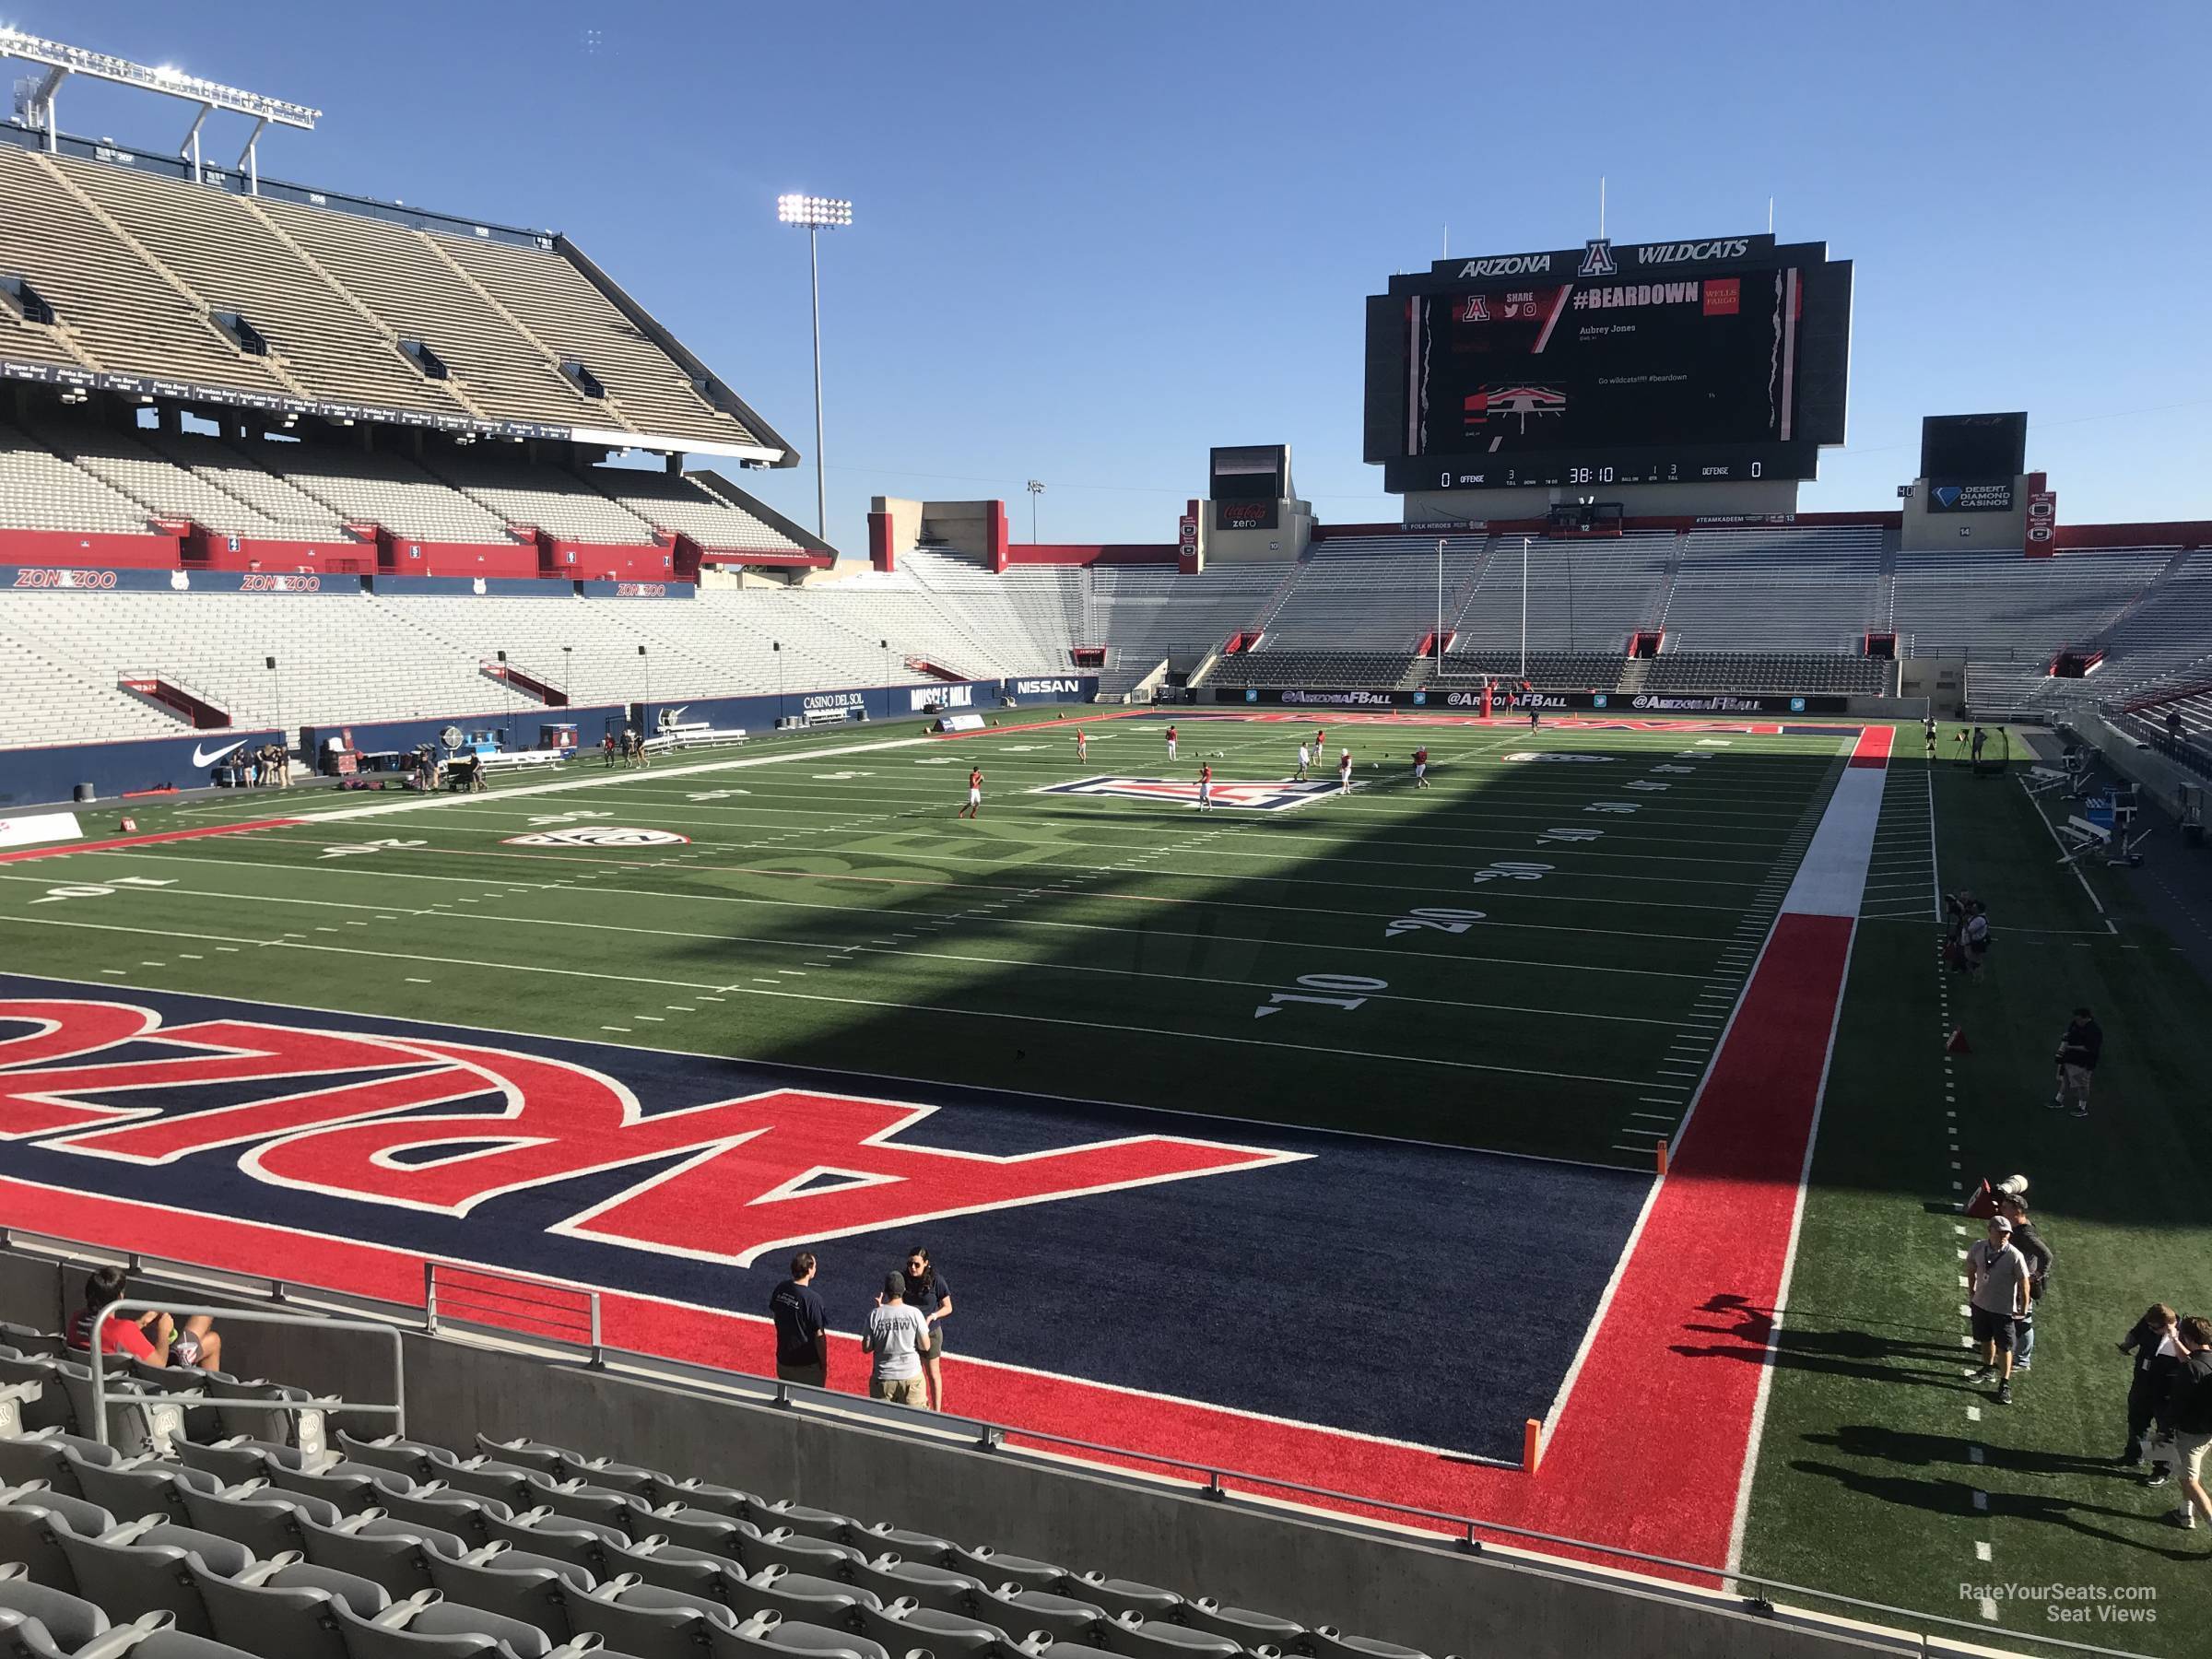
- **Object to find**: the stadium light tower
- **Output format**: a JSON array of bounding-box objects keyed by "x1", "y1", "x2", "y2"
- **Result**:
[
  {"x1": 1026, "y1": 479, "x2": 1045, "y2": 543},
  {"x1": 776, "y1": 194, "x2": 852, "y2": 539}
]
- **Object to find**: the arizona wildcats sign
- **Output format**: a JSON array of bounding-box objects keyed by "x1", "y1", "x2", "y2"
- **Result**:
[{"x1": 1035, "y1": 776, "x2": 1340, "y2": 812}]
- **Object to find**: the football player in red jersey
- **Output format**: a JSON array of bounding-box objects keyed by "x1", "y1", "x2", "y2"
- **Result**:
[
  {"x1": 960, "y1": 766, "x2": 983, "y2": 819},
  {"x1": 1196, "y1": 761, "x2": 1214, "y2": 812},
  {"x1": 1165, "y1": 724, "x2": 1179, "y2": 761},
  {"x1": 1412, "y1": 746, "x2": 1430, "y2": 788}
]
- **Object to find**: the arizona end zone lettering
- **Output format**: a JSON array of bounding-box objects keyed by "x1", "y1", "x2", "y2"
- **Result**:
[{"x1": 0, "y1": 1001, "x2": 1299, "y2": 1266}]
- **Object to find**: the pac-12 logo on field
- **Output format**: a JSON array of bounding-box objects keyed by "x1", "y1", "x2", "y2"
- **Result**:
[
  {"x1": 1036, "y1": 777, "x2": 1339, "y2": 812},
  {"x1": 501, "y1": 827, "x2": 690, "y2": 847}
]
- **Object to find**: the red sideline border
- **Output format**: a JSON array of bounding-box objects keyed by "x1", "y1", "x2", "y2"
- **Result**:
[
  {"x1": 0, "y1": 818, "x2": 302, "y2": 865},
  {"x1": 0, "y1": 730, "x2": 1890, "y2": 1571}
]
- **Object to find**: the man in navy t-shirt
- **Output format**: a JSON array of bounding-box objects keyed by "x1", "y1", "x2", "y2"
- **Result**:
[{"x1": 769, "y1": 1252, "x2": 830, "y2": 1389}]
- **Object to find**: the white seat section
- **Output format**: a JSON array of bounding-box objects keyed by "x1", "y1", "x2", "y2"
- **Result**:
[
  {"x1": 0, "y1": 424, "x2": 152, "y2": 533},
  {"x1": 1452, "y1": 531, "x2": 1677, "y2": 653},
  {"x1": 241, "y1": 438, "x2": 516, "y2": 542},
  {"x1": 1262, "y1": 535, "x2": 1490, "y2": 651},
  {"x1": 421, "y1": 452, "x2": 658, "y2": 545},
  {"x1": 47, "y1": 422, "x2": 302, "y2": 538},
  {"x1": 1658, "y1": 524, "x2": 1886, "y2": 652},
  {"x1": 588, "y1": 466, "x2": 804, "y2": 552},
  {"x1": 138, "y1": 429, "x2": 348, "y2": 536}
]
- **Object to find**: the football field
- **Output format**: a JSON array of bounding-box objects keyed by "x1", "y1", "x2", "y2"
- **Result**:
[{"x1": 8, "y1": 705, "x2": 2212, "y2": 1653}]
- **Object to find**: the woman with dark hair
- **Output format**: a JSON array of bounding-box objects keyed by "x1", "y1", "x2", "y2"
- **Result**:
[{"x1": 902, "y1": 1245, "x2": 953, "y2": 1411}]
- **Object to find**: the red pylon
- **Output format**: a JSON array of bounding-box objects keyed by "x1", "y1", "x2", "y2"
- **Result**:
[{"x1": 1946, "y1": 1027, "x2": 1971, "y2": 1054}]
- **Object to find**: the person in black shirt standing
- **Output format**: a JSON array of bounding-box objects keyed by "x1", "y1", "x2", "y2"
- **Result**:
[
  {"x1": 1997, "y1": 1194, "x2": 2053, "y2": 1373},
  {"x1": 2120, "y1": 1303, "x2": 2183, "y2": 1470},
  {"x1": 902, "y1": 1244, "x2": 953, "y2": 1412},
  {"x1": 2052, "y1": 1006, "x2": 2103, "y2": 1119},
  {"x1": 2154, "y1": 1316, "x2": 2212, "y2": 1529},
  {"x1": 769, "y1": 1252, "x2": 830, "y2": 1392}
]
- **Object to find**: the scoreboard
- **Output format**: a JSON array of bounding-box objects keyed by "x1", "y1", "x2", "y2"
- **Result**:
[{"x1": 1363, "y1": 235, "x2": 1852, "y2": 494}]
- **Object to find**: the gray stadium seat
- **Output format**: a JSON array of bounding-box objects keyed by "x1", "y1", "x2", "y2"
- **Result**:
[
  {"x1": 0, "y1": 1361, "x2": 71, "y2": 1434},
  {"x1": 53, "y1": 1366, "x2": 170, "y2": 1457},
  {"x1": 742, "y1": 1532, "x2": 862, "y2": 1579},
  {"x1": 724, "y1": 1569, "x2": 877, "y2": 1630},
  {"x1": 1077, "y1": 1577, "x2": 1182, "y2": 1620},
  {"x1": 480, "y1": 1510, "x2": 629, "y2": 1583},
  {"x1": 337, "y1": 1434, "x2": 453, "y2": 1487},
  {"x1": 1103, "y1": 1614, "x2": 1243, "y2": 1659},
  {"x1": 423, "y1": 1547, "x2": 581, "y2": 1641},
  {"x1": 127, "y1": 1362, "x2": 227, "y2": 1443},
  {"x1": 265, "y1": 1462, "x2": 415, "y2": 1516},
  {"x1": 560, "y1": 1576, "x2": 733, "y2": 1658},
  {"x1": 0, "y1": 1564, "x2": 109, "y2": 1650},
  {"x1": 375, "y1": 1488, "x2": 510, "y2": 1551},
  {"x1": 611, "y1": 1539, "x2": 740, "y2": 1603},
  {"x1": 664, "y1": 1481, "x2": 763, "y2": 1524},
  {"x1": 296, "y1": 1513, "x2": 465, "y2": 1601},
  {"x1": 179, "y1": 1484, "x2": 341, "y2": 1559},
  {"x1": 0, "y1": 1327, "x2": 65, "y2": 1360},
  {"x1": 471, "y1": 1438, "x2": 572, "y2": 1479},
  {"x1": 332, "y1": 1592, "x2": 559, "y2": 1658},
  {"x1": 559, "y1": 1459, "x2": 666, "y2": 1503},
  {"x1": 947, "y1": 1549, "x2": 1065, "y2": 1594},
  {"x1": 70, "y1": 1453, "x2": 222, "y2": 1526},
  {"x1": 532, "y1": 1484, "x2": 644, "y2": 1535},
  {"x1": 1293, "y1": 1630, "x2": 1431, "y2": 1659},
  {"x1": 727, "y1": 1611, "x2": 889, "y2": 1659},
  {"x1": 0, "y1": 1487, "x2": 114, "y2": 1588},
  {"x1": 849, "y1": 1525, "x2": 954, "y2": 1565},
  {"x1": 429, "y1": 1464, "x2": 547, "y2": 1512},
  {"x1": 189, "y1": 1556, "x2": 388, "y2": 1659},
  {"x1": 1182, "y1": 1600, "x2": 1304, "y2": 1646},
  {"x1": 53, "y1": 1520, "x2": 253, "y2": 1634},
  {"x1": 0, "y1": 1430, "x2": 117, "y2": 1494},
  {"x1": 757, "y1": 1504, "x2": 851, "y2": 1546},
  {"x1": 0, "y1": 1606, "x2": 76, "y2": 1659},
  {"x1": 853, "y1": 1598, "x2": 1041, "y2": 1659},
  {"x1": 646, "y1": 1504, "x2": 758, "y2": 1558},
  {"x1": 99, "y1": 1625, "x2": 267, "y2": 1659},
  {"x1": 981, "y1": 1588, "x2": 1106, "y2": 1644},
  {"x1": 204, "y1": 1379, "x2": 327, "y2": 1460},
  {"x1": 174, "y1": 1441, "x2": 301, "y2": 1488},
  {"x1": 845, "y1": 1559, "x2": 985, "y2": 1617}
]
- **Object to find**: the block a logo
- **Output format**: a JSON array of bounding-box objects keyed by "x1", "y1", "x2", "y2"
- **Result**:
[
  {"x1": 1578, "y1": 238, "x2": 1618, "y2": 276},
  {"x1": 1036, "y1": 777, "x2": 1340, "y2": 813}
]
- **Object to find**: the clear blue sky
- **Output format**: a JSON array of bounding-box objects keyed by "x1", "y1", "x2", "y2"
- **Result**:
[{"x1": 22, "y1": 1, "x2": 2211, "y2": 557}]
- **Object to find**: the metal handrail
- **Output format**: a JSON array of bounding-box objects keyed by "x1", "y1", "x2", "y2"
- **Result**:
[
  {"x1": 425, "y1": 1260, "x2": 601, "y2": 1367},
  {"x1": 87, "y1": 1300, "x2": 405, "y2": 1450},
  {"x1": 6, "y1": 1229, "x2": 2155, "y2": 1659}
]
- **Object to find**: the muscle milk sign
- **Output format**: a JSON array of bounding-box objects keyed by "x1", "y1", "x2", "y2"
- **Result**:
[{"x1": 911, "y1": 684, "x2": 975, "y2": 712}]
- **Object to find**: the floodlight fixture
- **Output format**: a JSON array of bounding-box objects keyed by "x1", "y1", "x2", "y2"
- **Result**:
[
  {"x1": 777, "y1": 194, "x2": 852, "y2": 228},
  {"x1": 0, "y1": 29, "x2": 318, "y2": 190},
  {"x1": 777, "y1": 193, "x2": 853, "y2": 537}
]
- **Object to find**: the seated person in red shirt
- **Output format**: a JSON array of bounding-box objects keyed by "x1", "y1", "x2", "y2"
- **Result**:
[{"x1": 65, "y1": 1265, "x2": 223, "y2": 1371}]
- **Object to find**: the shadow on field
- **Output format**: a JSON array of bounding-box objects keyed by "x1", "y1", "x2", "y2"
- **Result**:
[
  {"x1": 1791, "y1": 1456, "x2": 2208, "y2": 1555},
  {"x1": 1673, "y1": 1296, "x2": 1982, "y2": 1388}
]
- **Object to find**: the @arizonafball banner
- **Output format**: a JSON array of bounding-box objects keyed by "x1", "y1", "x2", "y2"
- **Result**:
[{"x1": 1213, "y1": 687, "x2": 1848, "y2": 715}]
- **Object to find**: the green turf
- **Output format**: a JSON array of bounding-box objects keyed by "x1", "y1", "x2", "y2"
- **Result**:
[
  {"x1": 1737, "y1": 740, "x2": 2212, "y2": 1656},
  {"x1": 2, "y1": 706, "x2": 1847, "y2": 1164}
]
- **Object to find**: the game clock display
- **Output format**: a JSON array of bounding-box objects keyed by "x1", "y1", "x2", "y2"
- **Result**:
[{"x1": 1364, "y1": 237, "x2": 1852, "y2": 493}]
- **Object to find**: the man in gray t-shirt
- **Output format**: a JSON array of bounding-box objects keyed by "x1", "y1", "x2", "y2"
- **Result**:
[
  {"x1": 1966, "y1": 1215, "x2": 2031, "y2": 1405},
  {"x1": 864, "y1": 1272, "x2": 932, "y2": 1407}
]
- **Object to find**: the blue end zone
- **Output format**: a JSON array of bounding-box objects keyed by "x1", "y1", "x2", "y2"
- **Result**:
[{"x1": 0, "y1": 972, "x2": 1646, "y2": 1464}]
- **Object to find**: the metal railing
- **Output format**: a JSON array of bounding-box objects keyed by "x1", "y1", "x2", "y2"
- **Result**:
[
  {"x1": 1, "y1": 1226, "x2": 2159, "y2": 1659},
  {"x1": 424, "y1": 1261, "x2": 601, "y2": 1365},
  {"x1": 86, "y1": 1299, "x2": 405, "y2": 1451}
]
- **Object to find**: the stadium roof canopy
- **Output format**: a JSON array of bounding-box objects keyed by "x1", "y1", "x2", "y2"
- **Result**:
[{"x1": 0, "y1": 124, "x2": 795, "y2": 465}]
